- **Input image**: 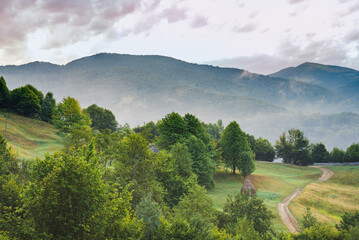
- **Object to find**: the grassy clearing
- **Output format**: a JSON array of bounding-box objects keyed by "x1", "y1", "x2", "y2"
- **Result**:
[
  {"x1": 0, "y1": 111, "x2": 63, "y2": 159},
  {"x1": 290, "y1": 165, "x2": 359, "y2": 228},
  {"x1": 207, "y1": 162, "x2": 321, "y2": 232}
]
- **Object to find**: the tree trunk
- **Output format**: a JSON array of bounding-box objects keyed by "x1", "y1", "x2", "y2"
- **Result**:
[{"x1": 233, "y1": 165, "x2": 236, "y2": 175}]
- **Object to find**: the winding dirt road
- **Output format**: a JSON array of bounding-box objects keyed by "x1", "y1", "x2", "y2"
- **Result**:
[{"x1": 277, "y1": 166, "x2": 334, "y2": 233}]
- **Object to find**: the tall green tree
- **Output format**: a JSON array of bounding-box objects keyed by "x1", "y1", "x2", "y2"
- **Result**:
[
  {"x1": 10, "y1": 86, "x2": 41, "y2": 117},
  {"x1": 22, "y1": 143, "x2": 107, "y2": 239},
  {"x1": 240, "y1": 151, "x2": 255, "y2": 179},
  {"x1": 0, "y1": 77, "x2": 10, "y2": 108},
  {"x1": 53, "y1": 97, "x2": 91, "y2": 133},
  {"x1": 329, "y1": 147, "x2": 345, "y2": 163},
  {"x1": 221, "y1": 121, "x2": 251, "y2": 174},
  {"x1": 345, "y1": 143, "x2": 359, "y2": 163},
  {"x1": 220, "y1": 193, "x2": 274, "y2": 236},
  {"x1": 310, "y1": 143, "x2": 329, "y2": 164},
  {"x1": 275, "y1": 129, "x2": 310, "y2": 165},
  {"x1": 157, "y1": 112, "x2": 188, "y2": 150},
  {"x1": 40, "y1": 92, "x2": 56, "y2": 123},
  {"x1": 254, "y1": 138, "x2": 275, "y2": 162},
  {"x1": 186, "y1": 135, "x2": 215, "y2": 188},
  {"x1": 85, "y1": 104, "x2": 118, "y2": 132}
]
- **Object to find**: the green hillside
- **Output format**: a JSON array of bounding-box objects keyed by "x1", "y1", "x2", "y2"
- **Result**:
[{"x1": 0, "y1": 111, "x2": 63, "y2": 159}]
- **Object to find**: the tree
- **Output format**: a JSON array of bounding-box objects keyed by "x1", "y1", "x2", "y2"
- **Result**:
[
  {"x1": 345, "y1": 143, "x2": 359, "y2": 163},
  {"x1": 275, "y1": 129, "x2": 310, "y2": 165},
  {"x1": 0, "y1": 77, "x2": 10, "y2": 108},
  {"x1": 173, "y1": 184, "x2": 217, "y2": 224},
  {"x1": 135, "y1": 194, "x2": 162, "y2": 240},
  {"x1": 171, "y1": 143, "x2": 193, "y2": 179},
  {"x1": 220, "y1": 193, "x2": 274, "y2": 236},
  {"x1": 254, "y1": 138, "x2": 275, "y2": 162},
  {"x1": 329, "y1": 147, "x2": 345, "y2": 163},
  {"x1": 157, "y1": 112, "x2": 187, "y2": 150},
  {"x1": 85, "y1": 104, "x2": 118, "y2": 132},
  {"x1": 310, "y1": 143, "x2": 329, "y2": 164},
  {"x1": 22, "y1": 143, "x2": 107, "y2": 239},
  {"x1": 186, "y1": 135, "x2": 215, "y2": 188},
  {"x1": 53, "y1": 96, "x2": 91, "y2": 133},
  {"x1": 336, "y1": 210, "x2": 359, "y2": 232},
  {"x1": 221, "y1": 121, "x2": 251, "y2": 174},
  {"x1": 40, "y1": 92, "x2": 56, "y2": 123},
  {"x1": 206, "y1": 120, "x2": 224, "y2": 141},
  {"x1": 240, "y1": 151, "x2": 255, "y2": 179},
  {"x1": 301, "y1": 207, "x2": 318, "y2": 229},
  {"x1": 10, "y1": 86, "x2": 41, "y2": 117}
]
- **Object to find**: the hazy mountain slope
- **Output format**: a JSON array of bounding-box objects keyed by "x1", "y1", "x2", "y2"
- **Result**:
[
  {"x1": 270, "y1": 62, "x2": 359, "y2": 101},
  {"x1": 0, "y1": 54, "x2": 349, "y2": 114},
  {"x1": 1, "y1": 53, "x2": 359, "y2": 149}
]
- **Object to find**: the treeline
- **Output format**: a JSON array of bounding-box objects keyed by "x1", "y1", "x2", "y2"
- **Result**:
[
  {"x1": 275, "y1": 129, "x2": 359, "y2": 165},
  {"x1": 0, "y1": 76, "x2": 118, "y2": 132}
]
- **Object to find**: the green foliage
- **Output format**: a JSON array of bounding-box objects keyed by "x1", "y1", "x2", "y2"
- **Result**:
[
  {"x1": 40, "y1": 92, "x2": 56, "y2": 123},
  {"x1": 336, "y1": 210, "x2": 359, "y2": 232},
  {"x1": 291, "y1": 224, "x2": 341, "y2": 240},
  {"x1": 254, "y1": 138, "x2": 275, "y2": 162},
  {"x1": 275, "y1": 129, "x2": 310, "y2": 165},
  {"x1": 221, "y1": 121, "x2": 251, "y2": 174},
  {"x1": 53, "y1": 96, "x2": 91, "y2": 133},
  {"x1": 135, "y1": 194, "x2": 163, "y2": 239},
  {"x1": 345, "y1": 143, "x2": 359, "y2": 163},
  {"x1": 301, "y1": 207, "x2": 318, "y2": 229},
  {"x1": 101, "y1": 185, "x2": 144, "y2": 239},
  {"x1": 310, "y1": 143, "x2": 329, "y2": 163},
  {"x1": 158, "y1": 112, "x2": 188, "y2": 150},
  {"x1": 171, "y1": 143, "x2": 193, "y2": 178},
  {"x1": 186, "y1": 135, "x2": 215, "y2": 188},
  {"x1": 240, "y1": 151, "x2": 255, "y2": 178},
  {"x1": 347, "y1": 225, "x2": 359, "y2": 240},
  {"x1": 220, "y1": 193, "x2": 274, "y2": 236},
  {"x1": 22, "y1": 143, "x2": 106, "y2": 239},
  {"x1": 0, "y1": 77, "x2": 10, "y2": 108},
  {"x1": 86, "y1": 104, "x2": 118, "y2": 132},
  {"x1": 329, "y1": 147, "x2": 345, "y2": 163},
  {"x1": 206, "y1": 120, "x2": 224, "y2": 141},
  {"x1": 10, "y1": 85, "x2": 41, "y2": 117},
  {"x1": 133, "y1": 121, "x2": 159, "y2": 142},
  {"x1": 0, "y1": 136, "x2": 19, "y2": 176},
  {"x1": 173, "y1": 184, "x2": 217, "y2": 224}
]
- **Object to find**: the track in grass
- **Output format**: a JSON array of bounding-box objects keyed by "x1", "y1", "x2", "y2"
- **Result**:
[{"x1": 278, "y1": 166, "x2": 334, "y2": 233}]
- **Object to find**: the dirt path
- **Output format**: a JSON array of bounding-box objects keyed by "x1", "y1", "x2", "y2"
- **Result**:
[{"x1": 277, "y1": 166, "x2": 334, "y2": 233}]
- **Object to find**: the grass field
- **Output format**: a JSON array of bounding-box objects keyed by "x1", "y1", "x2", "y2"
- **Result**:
[
  {"x1": 290, "y1": 165, "x2": 359, "y2": 228},
  {"x1": 207, "y1": 162, "x2": 321, "y2": 232},
  {"x1": 0, "y1": 111, "x2": 63, "y2": 159}
]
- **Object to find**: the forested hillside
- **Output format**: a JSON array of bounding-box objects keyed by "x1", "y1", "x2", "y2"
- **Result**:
[{"x1": 270, "y1": 62, "x2": 359, "y2": 101}]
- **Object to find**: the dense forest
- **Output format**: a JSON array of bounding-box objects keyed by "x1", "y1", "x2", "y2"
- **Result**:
[{"x1": 0, "y1": 76, "x2": 359, "y2": 239}]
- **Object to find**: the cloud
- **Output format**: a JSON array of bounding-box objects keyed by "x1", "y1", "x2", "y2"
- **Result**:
[
  {"x1": 0, "y1": 0, "x2": 159, "y2": 62},
  {"x1": 288, "y1": 0, "x2": 305, "y2": 4},
  {"x1": 207, "y1": 38, "x2": 359, "y2": 75},
  {"x1": 233, "y1": 23, "x2": 256, "y2": 33},
  {"x1": 191, "y1": 15, "x2": 208, "y2": 28}
]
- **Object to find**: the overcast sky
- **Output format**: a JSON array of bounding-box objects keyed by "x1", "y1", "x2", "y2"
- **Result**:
[{"x1": 1, "y1": 0, "x2": 358, "y2": 74}]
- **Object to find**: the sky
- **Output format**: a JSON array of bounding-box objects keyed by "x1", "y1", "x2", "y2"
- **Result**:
[{"x1": 1, "y1": 0, "x2": 358, "y2": 74}]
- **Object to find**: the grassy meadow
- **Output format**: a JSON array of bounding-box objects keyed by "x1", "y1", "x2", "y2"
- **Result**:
[
  {"x1": 0, "y1": 111, "x2": 63, "y2": 159},
  {"x1": 290, "y1": 165, "x2": 359, "y2": 228},
  {"x1": 207, "y1": 162, "x2": 321, "y2": 232}
]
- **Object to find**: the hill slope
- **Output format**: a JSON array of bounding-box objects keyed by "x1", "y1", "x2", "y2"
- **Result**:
[
  {"x1": 1, "y1": 53, "x2": 359, "y2": 149},
  {"x1": 270, "y1": 62, "x2": 359, "y2": 101},
  {"x1": 0, "y1": 111, "x2": 63, "y2": 159},
  {"x1": 0, "y1": 53, "x2": 352, "y2": 125}
]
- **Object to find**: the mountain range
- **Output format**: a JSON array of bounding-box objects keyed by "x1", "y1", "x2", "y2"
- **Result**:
[{"x1": 1, "y1": 53, "x2": 358, "y2": 149}]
